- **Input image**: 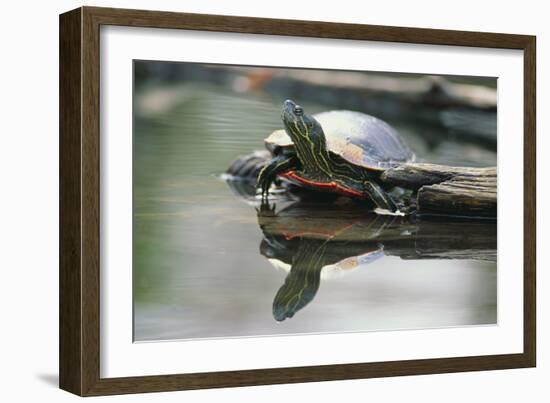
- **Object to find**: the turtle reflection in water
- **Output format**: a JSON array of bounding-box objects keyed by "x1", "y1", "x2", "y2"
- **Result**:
[
  {"x1": 257, "y1": 203, "x2": 399, "y2": 321},
  {"x1": 256, "y1": 201, "x2": 497, "y2": 322}
]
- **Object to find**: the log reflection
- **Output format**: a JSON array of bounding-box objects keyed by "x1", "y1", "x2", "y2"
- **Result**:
[{"x1": 257, "y1": 202, "x2": 496, "y2": 321}]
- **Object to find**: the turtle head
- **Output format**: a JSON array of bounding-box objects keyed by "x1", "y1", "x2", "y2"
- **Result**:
[{"x1": 282, "y1": 100, "x2": 326, "y2": 151}]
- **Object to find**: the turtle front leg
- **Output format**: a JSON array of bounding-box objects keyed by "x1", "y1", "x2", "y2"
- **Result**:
[
  {"x1": 363, "y1": 181, "x2": 399, "y2": 212},
  {"x1": 257, "y1": 155, "x2": 300, "y2": 200}
]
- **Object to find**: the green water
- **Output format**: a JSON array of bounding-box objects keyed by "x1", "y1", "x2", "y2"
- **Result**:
[{"x1": 133, "y1": 83, "x2": 497, "y2": 342}]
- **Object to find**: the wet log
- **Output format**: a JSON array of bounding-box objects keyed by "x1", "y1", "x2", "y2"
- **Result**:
[{"x1": 381, "y1": 163, "x2": 497, "y2": 218}]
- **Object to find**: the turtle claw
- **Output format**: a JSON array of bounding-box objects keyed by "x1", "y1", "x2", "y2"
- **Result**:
[
  {"x1": 397, "y1": 200, "x2": 417, "y2": 216},
  {"x1": 391, "y1": 193, "x2": 417, "y2": 215}
]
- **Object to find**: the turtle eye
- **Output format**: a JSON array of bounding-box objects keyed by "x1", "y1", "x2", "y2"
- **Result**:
[{"x1": 294, "y1": 106, "x2": 303, "y2": 116}]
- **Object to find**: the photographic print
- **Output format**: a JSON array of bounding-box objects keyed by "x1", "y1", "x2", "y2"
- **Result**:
[
  {"x1": 59, "y1": 8, "x2": 535, "y2": 395},
  {"x1": 133, "y1": 61, "x2": 497, "y2": 342}
]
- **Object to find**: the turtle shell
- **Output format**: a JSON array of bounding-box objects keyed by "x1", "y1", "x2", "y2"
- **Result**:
[{"x1": 265, "y1": 110, "x2": 414, "y2": 171}]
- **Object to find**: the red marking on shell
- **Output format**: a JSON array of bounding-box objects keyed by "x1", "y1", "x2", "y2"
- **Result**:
[{"x1": 282, "y1": 171, "x2": 364, "y2": 198}]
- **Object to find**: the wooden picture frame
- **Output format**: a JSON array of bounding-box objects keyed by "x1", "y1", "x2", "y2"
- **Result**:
[{"x1": 59, "y1": 6, "x2": 536, "y2": 396}]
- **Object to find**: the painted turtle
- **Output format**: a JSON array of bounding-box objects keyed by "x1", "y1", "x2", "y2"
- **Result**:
[{"x1": 257, "y1": 100, "x2": 415, "y2": 212}]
